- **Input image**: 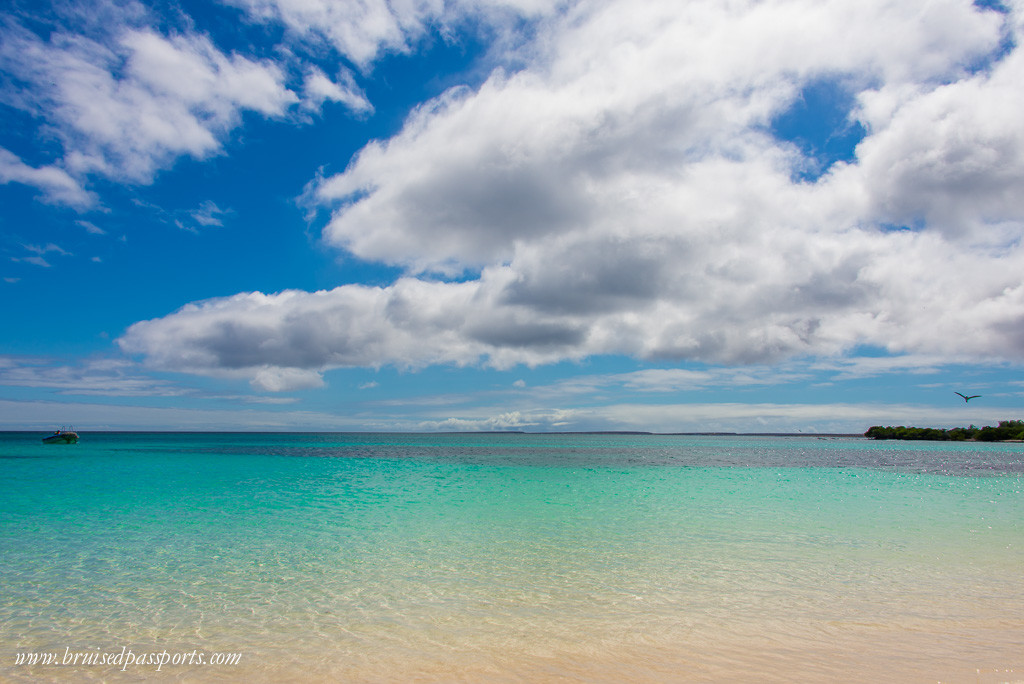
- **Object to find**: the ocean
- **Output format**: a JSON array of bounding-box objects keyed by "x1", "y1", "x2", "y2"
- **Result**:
[{"x1": 1, "y1": 431, "x2": 1022, "y2": 682}]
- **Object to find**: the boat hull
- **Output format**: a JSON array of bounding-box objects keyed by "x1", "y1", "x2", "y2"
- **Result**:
[{"x1": 42, "y1": 432, "x2": 79, "y2": 444}]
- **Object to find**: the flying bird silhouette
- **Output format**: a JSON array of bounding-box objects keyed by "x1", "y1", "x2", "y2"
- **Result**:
[{"x1": 955, "y1": 392, "x2": 981, "y2": 402}]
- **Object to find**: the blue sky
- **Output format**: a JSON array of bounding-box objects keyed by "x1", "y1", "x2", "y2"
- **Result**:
[{"x1": 2, "y1": 0, "x2": 1024, "y2": 432}]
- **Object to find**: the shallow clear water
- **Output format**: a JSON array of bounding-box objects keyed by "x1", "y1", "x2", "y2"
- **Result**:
[{"x1": 1, "y1": 432, "x2": 1022, "y2": 682}]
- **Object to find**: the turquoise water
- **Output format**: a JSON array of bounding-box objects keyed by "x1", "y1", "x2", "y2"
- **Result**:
[{"x1": 1, "y1": 432, "x2": 1022, "y2": 682}]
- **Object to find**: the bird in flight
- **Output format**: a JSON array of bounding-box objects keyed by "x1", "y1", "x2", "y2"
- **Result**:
[{"x1": 955, "y1": 392, "x2": 981, "y2": 402}]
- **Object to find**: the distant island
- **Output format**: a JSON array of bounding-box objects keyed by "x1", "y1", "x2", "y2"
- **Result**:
[{"x1": 865, "y1": 420, "x2": 1024, "y2": 441}]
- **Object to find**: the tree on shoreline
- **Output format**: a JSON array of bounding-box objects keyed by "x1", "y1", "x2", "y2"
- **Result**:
[{"x1": 864, "y1": 420, "x2": 1024, "y2": 441}]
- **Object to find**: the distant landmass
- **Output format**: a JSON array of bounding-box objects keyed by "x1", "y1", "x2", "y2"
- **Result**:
[{"x1": 865, "y1": 420, "x2": 1024, "y2": 442}]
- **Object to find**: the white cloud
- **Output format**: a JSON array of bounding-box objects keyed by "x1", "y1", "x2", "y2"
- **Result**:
[
  {"x1": 23, "y1": 243, "x2": 71, "y2": 257},
  {"x1": 10, "y1": 243, "x2": 73, "y2": 268},
  {"x1": 225, "y1": 0, "x2": 558, "y2": 67},
  {"x1": 0, "y1": 356, "x2": 186, "y2": 397},
  {"x1": 117, "y1": 231, "x2": 1024, "y2": 378},
  {"x1": 314, "y1": 0, "x2": 1002, "y2": 271},
  {"x1": 302, "y1": 67, "x2": 373, "y2": 113},
  {"x1": 545, "y1": 366, "x2": 813, "y2": 396},
  {"x1": 559, "y1": 401, "x2": 1009, "y2": 434},
  {"x1": 423, "y1": 409, "x2": 551, "y2": 432},
  {"x1": 118, "y1": 281, "x2": 494, "y2": 377},
  {"x1": 808, "y1": 354, "x2": 967, "y2": 380},
  {"x1": 226, "y1": 0, "x2": 432, "y2": 66},
  {"x1": 68, "y1": 29, "x2": 297, "y2": 181},
  {"x1": 2, "y1": 394, "x2": 1017, "y2": 432},
  {"x1": 849, "y1": 45, "x2": 1024, "y2": 239},
  {"x1": 120, "y1": 0, "x2": 1024, "y2": 384},
  {"x1": 0, "y1": 398, "x2": 357, "y2": 431},
  {"x1": 189, "y1": 200, "x2": 231, "y2": 228},
  {"x1": 12, "y1": 256, "x2": 51, "y2": 268},
  {"x1": 250, "y1": 366, "x2": 326, "y2": 392},
  {"x1": 1, "y1": 18, "x2": 298, "y2": 189},
  {"x1": 408, "y1": 401, "x2": 1021, "y2": 434},
  {"x1": 77, "y1": 220, "x2": 107, "y2": 235},
  {"x1": 1, "y1": 0, "x2": 547, "y2": 209},
  {"x1": 0, "y1": 148, "x2": 96, "y2": 208}
]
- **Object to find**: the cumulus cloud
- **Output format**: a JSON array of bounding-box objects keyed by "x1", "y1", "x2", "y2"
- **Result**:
[
  {"x1": 225, "y1": 0, "x2": 558, "y2": 67},
  {"x1": 0, "y1": 4, "x2": 303, "y2": 198},
  {"x1": 315, "y1": 0, "x2": 1003, "y2": 270},
  {"x1": 0, "y1": 0, "x2": 550, "y2": 207},
  {"x1": 119, "y1": 232, "x2": 1024, "y2": 383},
  {"x1": 225, "y1": 0, "x2": 435, "y2": 66},
  {"x1": 850, "y1": 45, "x2": 1024, "y2": 240},
  {"x1": 3, "y1": 26, "x2": 297, "y2": 184},
  {"x1": 119, "y1": 281, "x2": 492, "y2": 387},
  {"x1": 120, "y1": 0, "x2": 1024, "y2": 385}
]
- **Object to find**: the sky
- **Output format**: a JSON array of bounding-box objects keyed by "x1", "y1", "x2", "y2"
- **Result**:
[{"x1": 2, "y1": 0, "x2": 1024, "y2": 433}]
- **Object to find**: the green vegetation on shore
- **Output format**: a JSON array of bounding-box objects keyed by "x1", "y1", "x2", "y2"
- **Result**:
[{"x1": 864, "y1": 420, "x2": 1024, "y2": 441}]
